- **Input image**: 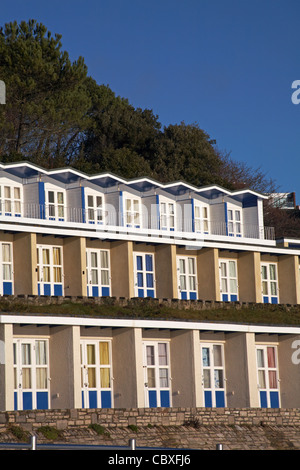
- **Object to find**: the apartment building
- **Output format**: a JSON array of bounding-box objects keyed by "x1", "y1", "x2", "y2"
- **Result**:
[{"x1": 0, "y1": 161, "x2": 300, "y2": 412}]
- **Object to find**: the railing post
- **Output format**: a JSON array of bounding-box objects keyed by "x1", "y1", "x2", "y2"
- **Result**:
[
  {"x1": 30, "y1": 435, "x2": 37, "y2": 450},
  {"x1": 216, "y1": 443, "x2": 223, "y2": 450},
  {"x1": 129, "y1": 438, "x2": 136, "y2": 450}
]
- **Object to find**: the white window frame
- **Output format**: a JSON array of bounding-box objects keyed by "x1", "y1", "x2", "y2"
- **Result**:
[
  {"x1": 177, "y1": 256, "x2": 197, "y2": 300},
  {"x1": 160, "y1": 199, "x2": 175, "y2": 231},
  {"x1": 0, "y1": 180, "x2": 22, "y2": 217},
  {"x1": 85, "y1": 190, "x2": 105, "y2": 224},
  {"x1": 37, "y1": 244, "x2": 63, "y2": 296},
  {"x1": 227, "y1": 205, "x2": 242, "y2": 237},
  {"x1": 45, "y1": 185, "x2": 66, "y2": 221},
  {"x1": 13, "y1": 338, "x2": 50, "y2": 410},
  {"x1": 143, "y1": 341, "x2": 171, "y2": 408},
  {"x1": 194, "y1": 202, "x2": 209, "y2": 233},
  {"x1": 124, "y1": 195, "x2": 141, "y2": 228},
  {"x1": 80, "y1": 339, "x2": 113, "y2": 409},
  {"x1": 86, "y1": 248, "x2": 111, "y2": 297},
  {"x1": 219, "y1": 259, "x2": 239, "y2": 301},
  {"x1": 261, "y1": 262, "x2": 279, "y2": 304},
  {"x1": 256, "y1": 344, "x2": 280, "y2": 408},
  {"x1": 201, "y1": 342, "x2": 226, "y2": 407}
]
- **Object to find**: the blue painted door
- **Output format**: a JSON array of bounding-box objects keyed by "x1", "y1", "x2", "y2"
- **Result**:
[
  {"x1": 81, "y1": 341, "x2": 113, "y2": 409},
  {"x1": 134, "y1": 253, "x2": 155, "y2": 298},
  {"x1": 13, "y1": 340, "x2": 49, "y2": 411},
  {"x1": 201, "y1": 344, "x2": 226, "y2": 407},
  {"x1": 256, "y1": 346, "x2": 280, "y2": 408},
  {"x1": 144, "y1": 342, "x2": 171, "y2": 408},
  {"x1": 177, "y1": 257, "x2": 197, "y2": 300}
]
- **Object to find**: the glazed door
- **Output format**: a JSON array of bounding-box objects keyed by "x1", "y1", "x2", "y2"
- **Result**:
[
  {"x1": 134, "y1": 253, "x2": 155, "y2": 298},
  {"x1": 37, "y1": 245, "x2": 63, "y2": 296},
  {"x1": 13, "y1": 339, "x2": 50, "y2": 410},
  {"x1": 80, "y1": 340, "x2": 113, "y2": 409},
  {"x1": 143, "y1": 342, "x2": 171, "y2": 408},
  {"x1": 256, "y1": 345, "x2": 280, "y2": 408},
  {"x1": 177, "y1": 256, "x2": 197, "y2": 300},
  {"x1": 201, "y1": 343, "x2": 226, "y2": 407},
  {"x1": 86, "y1": 249, "x2": 110, "y2": 297}
]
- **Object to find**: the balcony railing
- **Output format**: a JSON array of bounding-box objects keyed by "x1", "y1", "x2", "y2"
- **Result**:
[{"x1": 0, "y1": 203, "x2": 275, "y2": 242}]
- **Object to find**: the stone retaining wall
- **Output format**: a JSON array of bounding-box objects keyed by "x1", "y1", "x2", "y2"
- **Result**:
[{"x1": 1, "y1": 407, "x2": 300, "y2": 450}]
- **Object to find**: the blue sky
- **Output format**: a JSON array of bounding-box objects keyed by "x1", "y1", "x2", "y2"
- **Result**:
[{"x1": 1, "y1": 0, "x2": 300, "y2": 201}]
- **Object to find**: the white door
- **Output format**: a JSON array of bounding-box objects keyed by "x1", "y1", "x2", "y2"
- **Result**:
[
  {"x1": 177, "y1": 256, "x2": 197, "y2": 300},
  {"x1": 37, "y1": 245, "x2": 63, "y2": 296},
  {"x1": 261, "y1": 263, "x2": 279, "y2": 304},
  {"x1": 80, "y1": 340, "x2": 113, "y2": 409},
  {"x1": 86, "y1": 249, "x2": 110, "y2": 297},
  {"x1": 201, "y1": 343, "x2": 226, "y2": 407},
  {"x1": 256, "y1": 345, "x2": 280, "y2": 408},
  {"x1": 143, "y1": 341, "x2": 171, "y2": 408},
  {"x1": 13, "y1": 339, "x2": 50, "y2": 410},
  {"x1": 219, "y1": 259, "x2": 238, "y2": 301}
]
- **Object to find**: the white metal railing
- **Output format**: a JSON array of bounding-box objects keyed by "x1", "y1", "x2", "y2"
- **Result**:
[{"x1": 0, "y1": 202, "x2": 275, "y2": 241}]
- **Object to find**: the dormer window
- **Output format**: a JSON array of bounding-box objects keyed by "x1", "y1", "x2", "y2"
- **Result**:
[
  {"x1": 160, "y1": 201, "x2": 175, "y2": 231},
  {"x1": 0, "y1": 184, "x2": 22, "y2": 216},
  {"x1": 87, "y1": 193, "x2": 104, "y2": 224},
  {"x1": 194, "y1": 203, "x2": 209, "y2": 233},
  {"x1": 124, "y1": 197, "x2": 141, "y2": 228},
  {"x1": 227, "y1": 208, "x2": 242, "y2": 237},
  {"x1": 46, "y1": 189, "x2": 65, "y2": 221}
]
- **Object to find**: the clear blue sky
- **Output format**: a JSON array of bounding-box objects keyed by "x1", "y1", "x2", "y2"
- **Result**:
[{"x1": 1, "y1": 0, "x2": 300, "y2": 201}]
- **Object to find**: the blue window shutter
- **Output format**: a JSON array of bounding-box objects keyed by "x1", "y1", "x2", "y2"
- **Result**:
[
  {"x1": 224, "y1": 201, "x2": 228, "y2": 235},
  {"x1": 191, "y1": 198, "x2": 195, "y2": 232},
  {"x1": 119, "y1": 191, "x2": 123, "y2": 226},
  {"x1": 156, "y1": 194, "x2": 160, "y2": 229},
  {"x1": 81, "y1": 186, "x2": 86, "y2": 223},
  {"x1": 38, "y1": 181, "x2": 45, "y2": 219}
]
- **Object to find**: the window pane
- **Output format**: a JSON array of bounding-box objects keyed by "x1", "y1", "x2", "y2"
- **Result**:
[
  {"x1": 202, "y1": 347, "x2": 210, "y2": 367},
  {"x1": 53, "y1": 247, "x2": 61, "y2": 265},
  {"x1": 146, "y1": 346, "x2": 155, "y2": 366},
  {"x1": 22, "y1": 344, "x2": 31, "y2": 365},
  {"x1": 87, "y1": 195, "x2": 93, "y2": 207},
  {"x1": 158, "y1": 343, "x2": 168, "y2": 365},
  {"x1": 4, "y1": 186, "x2": 10, "y2": 198},
  {"x1": 57, "y1": 192, "x2": 64, "y2": 204},
  {"x1": 229, "y1": 261, "x2": 236, "y2": 277},
  {"x1": 88, "y1": 368, "x2": 96, "y2": 388},
  {"x1": 48, "y1": 191, "x2": 54, "y2": 203},
  {"x1": 258, "y1": 370, "x2": 266, "y2": 388},
  {"x1": 269, "y1": 370, "x2": 277, "y2": 389},
  {"x1": 99, "y1": 342, "x2": 109, "y2": 365},
  {"x1": 214, "y1": 369, "x2": 224, "y2": 388},
  {"x1": 87, "y1": 345, "x2": 96, "y2": 365},
  {"x1": 100, "y1": 251, "x2": 108, "y2": 269},
  {"x1": 100, "y1": 368, "x2": 110, "y2": 388},
  {"x1": 203, "y1": 369, "x2": 211, "y2": 388},
  {"x1": 267, "y1": 347, "x2": 276, "y2": 368},
  {"x1": 147, "y1": 368, "x2": 156, "y2": 388},
  {"x1": 22, "y1": 368, "x2": 31, "y2": 389},
  {"x1": 36, "y1": 368, "x2": 47, "y2": 389},
  {"x1": 101, "y1": 270, "x2": 109, "y2": 286},
  {"x1": 14, "y1": 187, "x2": 20, "y2": 199},
  {"x1": 257, "y1": 349, "x2": 264, "y2": 368},
  {"x1": 159, "y1": 368, "x2": 169, "y2": 388},
  {"x1": 213, "y1": 345, "x2": 222, "y2": 367},
  {"x1": 35, "y1": 341, "x2": 47, "y2": 365}
]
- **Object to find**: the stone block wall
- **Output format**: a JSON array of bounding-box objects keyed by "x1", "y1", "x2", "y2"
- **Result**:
[{"x1": 1, "y1": 407, "x2": 300, "y2": 450}]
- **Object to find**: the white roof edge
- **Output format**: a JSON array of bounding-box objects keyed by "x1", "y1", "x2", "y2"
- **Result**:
[
  {"x1": 0, "y1": 161, "x2": 266, "y2": 199},
  {"x1": 1, "y1": 314, "x2": 300, "y2": 334}
]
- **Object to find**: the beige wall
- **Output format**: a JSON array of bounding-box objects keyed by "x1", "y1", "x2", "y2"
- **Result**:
[{"x1": 197, "y1": 248, "x2": 219, "y2": 301}]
